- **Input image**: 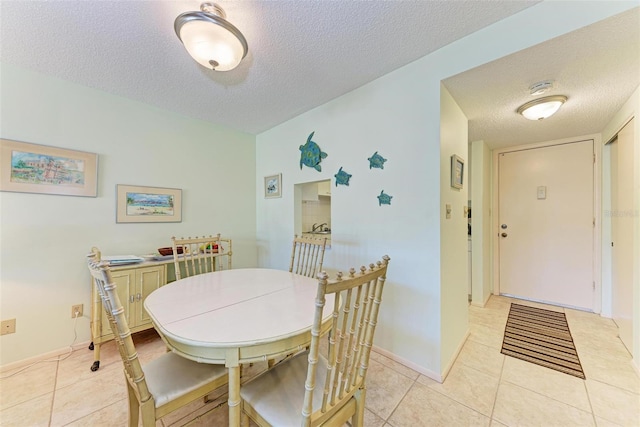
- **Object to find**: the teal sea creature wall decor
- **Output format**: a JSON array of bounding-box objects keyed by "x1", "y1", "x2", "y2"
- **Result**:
[
  {"x1": 377, "y1": 190, "x2": 392, "y2": 206},
  {"x1": 299, "y1": 131, "x2": 328, "y2": 172},
  {"x1": 368, "y1": 151, "x2": 387, "y2": 169},
  {"x1": 334, "y1": 167, "x2": 352, "y2": 186}
]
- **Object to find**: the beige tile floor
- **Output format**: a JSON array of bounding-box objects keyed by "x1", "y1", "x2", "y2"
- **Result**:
[{"x1": 1, "y1": 295, "x2": 639, "y2": 426}]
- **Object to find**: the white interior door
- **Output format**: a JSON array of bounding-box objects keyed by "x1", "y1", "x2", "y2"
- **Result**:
[
  {"x1": 611, "y1": 118, "x2": 634, "y2": 353},
  {"x1": 498, "y1": 140, "x2": 594, "y2": 310}
]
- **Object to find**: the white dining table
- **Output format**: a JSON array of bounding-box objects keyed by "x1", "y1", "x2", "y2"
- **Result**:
[{"x1": 143, "y1": 268, "x2": 334, "y2": 427}]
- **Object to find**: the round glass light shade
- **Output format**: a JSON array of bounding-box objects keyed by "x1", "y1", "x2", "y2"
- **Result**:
[
  {"x1": 517, "y1": 95, "x2": 567, "y2": 121},
  {"x1": 175, "y1": 11, "x2": 248, "y2": 72}
]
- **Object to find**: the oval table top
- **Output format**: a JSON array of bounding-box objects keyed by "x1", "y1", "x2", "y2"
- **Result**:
[{"x1": 144, "y1": 268, "x2": 333, "y2": 357}]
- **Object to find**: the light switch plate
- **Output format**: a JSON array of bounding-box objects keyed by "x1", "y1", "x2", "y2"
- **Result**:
[{"x1": 537, "y1": 186, "x2": 547, "y2": 200}]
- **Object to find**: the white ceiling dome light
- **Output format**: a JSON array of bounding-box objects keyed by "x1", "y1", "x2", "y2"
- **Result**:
[
  {"x1": 175, "y1": 2, "x2": 248, "y2": 72},
  {"x1": 517, "y1": 95, "x2": 568, "y2": 121}
]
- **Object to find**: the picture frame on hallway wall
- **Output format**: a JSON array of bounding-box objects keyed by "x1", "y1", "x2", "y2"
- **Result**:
[
  {"x1": 451, "y1": 154, "x2": 464, "y2": 190},
  {"x1": 116, "y1": 184, "x2": 182, "y2": 223},
  {"x1": 264, "y1": 173, "x2": 282, "y2": 198},
  {"x1": 0, "y1": 139, "x2": 98, "y2": 197}
]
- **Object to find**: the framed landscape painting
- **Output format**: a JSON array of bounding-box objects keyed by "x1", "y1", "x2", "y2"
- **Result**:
[
  {"x1": 116, "y1": 184, "x2": 182, "y2": 223},
  {"x1": 0, "y1": 139, "x2": 98, "y2": 197}
]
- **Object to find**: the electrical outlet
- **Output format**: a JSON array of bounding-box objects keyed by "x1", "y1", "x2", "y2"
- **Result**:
[
  {"x1": 1, "y1": 319, "x2": 16, "y2": 335},
  {"x1": 71, "y1": 304, "x2": 83, "y2": 318}
]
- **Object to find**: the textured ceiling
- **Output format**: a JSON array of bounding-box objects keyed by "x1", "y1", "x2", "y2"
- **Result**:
[
  {"x1": 1, "y1": 1, "x2": 638, "y2": 148},
  {"x1": 443, "y1": 6, "x2": 640, "y2": 149},
  {"x1": 0, "y1": 0, "x2": 538, "y2": 136}
]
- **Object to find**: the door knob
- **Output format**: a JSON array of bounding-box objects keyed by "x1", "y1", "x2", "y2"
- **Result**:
[
  {"x1": 501, "y1": 224, "x2": 508, "y2": 229},
  {"x1": 501, "y1": 233, "x2": 508, "y2": 238}
]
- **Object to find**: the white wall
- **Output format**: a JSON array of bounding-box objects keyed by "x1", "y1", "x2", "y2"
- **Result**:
[
  {"x1": 601, "y1": 86, "x2": 640, "y2": 370},
  {"x1": 439, "y1": 86, "x2": 470, "y2": 376},
  {"x1": 256, "y1": 71, "x2": 444, "y2": 377},
  {"x1": 0, "y1": 64, "x2": 257, "y2": 365},
  {"x1": 471, "y1": 140, "x2": 493, "y2": 306},
  {"x1": 255, "y1": 0, "x2": 634, "y2": 379}
]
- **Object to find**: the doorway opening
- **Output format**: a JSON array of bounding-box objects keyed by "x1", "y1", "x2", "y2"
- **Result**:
[{"x1": 294, "y1": 180, "x2": 331, "y2": 243}]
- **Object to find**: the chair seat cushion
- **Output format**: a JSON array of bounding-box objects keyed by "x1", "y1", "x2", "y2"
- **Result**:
[
  {"x1": 240, "y1": 351, "x2": 327, "y2": 426},
  {"x1": 144, "y1": 352, "x2": 227, "y2": 408}
]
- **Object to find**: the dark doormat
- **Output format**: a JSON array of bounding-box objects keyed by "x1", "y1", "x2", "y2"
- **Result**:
[{"x1": 501, "y1": 303, "x2": 585, "y2": 379}]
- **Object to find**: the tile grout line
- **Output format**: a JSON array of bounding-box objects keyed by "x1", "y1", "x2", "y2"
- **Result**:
[
  {"x1": 499, "y1": 372, "x2": 597, "y2": 419},
  {"x1": 383, "y1": 375, "x2": 418, "y2": 425},
  {"x1": 488, "y1": 353, "x2": 506, "y2": 424},
  {"x1": 414, "y1": 361, "x2": 498, "y2": 421},
  {"x1": 581, "y1": 375, "x2": 600, "y2": 427},
  {"x1": 48, "y1": 359, "x2": 60, "y2": 426}
]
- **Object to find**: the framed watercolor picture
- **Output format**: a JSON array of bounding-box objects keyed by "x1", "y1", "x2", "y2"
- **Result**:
[
  {"x1": 0, "y1": 139, "x2": 98, "y2": 197},
  {"x1": 116, "y1": 184, "x2": 182, "y2": 223},
  {"x1": 264, "y1": 174, "x2": 282, "y2": 198}
]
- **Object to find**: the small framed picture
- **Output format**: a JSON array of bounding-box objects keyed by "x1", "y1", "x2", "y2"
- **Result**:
[
  {"x1": 116, "y1": 184, "x2": 182, "y2": 223},
  {"x1": 264, "y1": 173, "x2": 282, "y2": 198},
  {"x1": 451, "y1": 154, "x2": 464, "y2": 189}
]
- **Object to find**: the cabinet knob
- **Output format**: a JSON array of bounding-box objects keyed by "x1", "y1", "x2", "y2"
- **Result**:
[
  {"x1": 129, "y1": 295, "x2": 135, "y2": 303},
  {"x1": 136, "y1": 293, "x2": 142, "y2": 301}
]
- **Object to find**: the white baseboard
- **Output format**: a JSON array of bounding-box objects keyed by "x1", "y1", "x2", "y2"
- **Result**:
[
  {"x1": 439, "y1": 330, "x2": 470, "y2": 382},
  {"x1": 373, "y1": 345, "x2": 444, "y2": 383},
  {"x1": 0, "y1": 340, "x2": 91, "y2": 373},
  {"x1": 372, "y1": 330, "x2": 470, "y2": 384}
]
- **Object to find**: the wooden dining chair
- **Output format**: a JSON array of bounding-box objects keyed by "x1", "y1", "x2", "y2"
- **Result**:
[
  {"x1": 171, "y1": 234, "x2": 233, "y2": 280},
  {"x1": 241, "y1": 255, "x2": 391, "y2": 427},
  {"x1": 289, "y1": 234, "x2": 327, "y2": 277},
  {"x1": 86, "y1": 252, "x2": 228, "y2": 427}
]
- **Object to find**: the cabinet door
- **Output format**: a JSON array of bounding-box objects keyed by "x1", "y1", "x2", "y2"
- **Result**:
[
  {"x1": 317, "y1": 180, "x2": 331, "y2": 196},
  {"x1": 134, "y1": 266, "x2": 165, "y2": 327},
  {"x1": 101, "y1": 269, "x2": 134, "y2": 336},
  {"x1": 301, "y1": 182, "x2": 319, "y2": 201}
]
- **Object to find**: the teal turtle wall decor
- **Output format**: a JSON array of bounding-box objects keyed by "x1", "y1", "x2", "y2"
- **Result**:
[
  {"x1": 299, "y1": 131, "x2": 328, "y2": 172},
  {"x1": 377, "y1": 190, "x2": 392, "y2": 206},
  {"x1": 368, "y1": 151, "x2": 387, "y2": 169},
  {"x1": 334, "y1": 167, "x2": 352, "y2": 186}
]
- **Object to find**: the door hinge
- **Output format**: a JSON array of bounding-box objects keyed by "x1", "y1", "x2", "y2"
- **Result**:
[
  {"x1": 593, "y1": 281, "x2": 596, "y2": 290},
  {"x1": 593, "y1": 218, "x2": 595, "y2": 227},
  {"x1": 593, "y1": 153, "x2": 596, "y2": 164}
]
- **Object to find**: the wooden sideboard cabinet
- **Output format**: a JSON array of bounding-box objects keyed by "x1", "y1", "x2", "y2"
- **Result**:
[
  {"x1": 88, "y1": 239, "x2": 232, "y2": 371},
  {"x1": 89, "y1": 260, "x2": 171, "y2": 371}
]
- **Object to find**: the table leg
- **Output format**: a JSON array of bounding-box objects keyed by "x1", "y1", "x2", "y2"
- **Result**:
[{"x1": 228, "y1": 364, "x2": 241, "y2": 427}]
